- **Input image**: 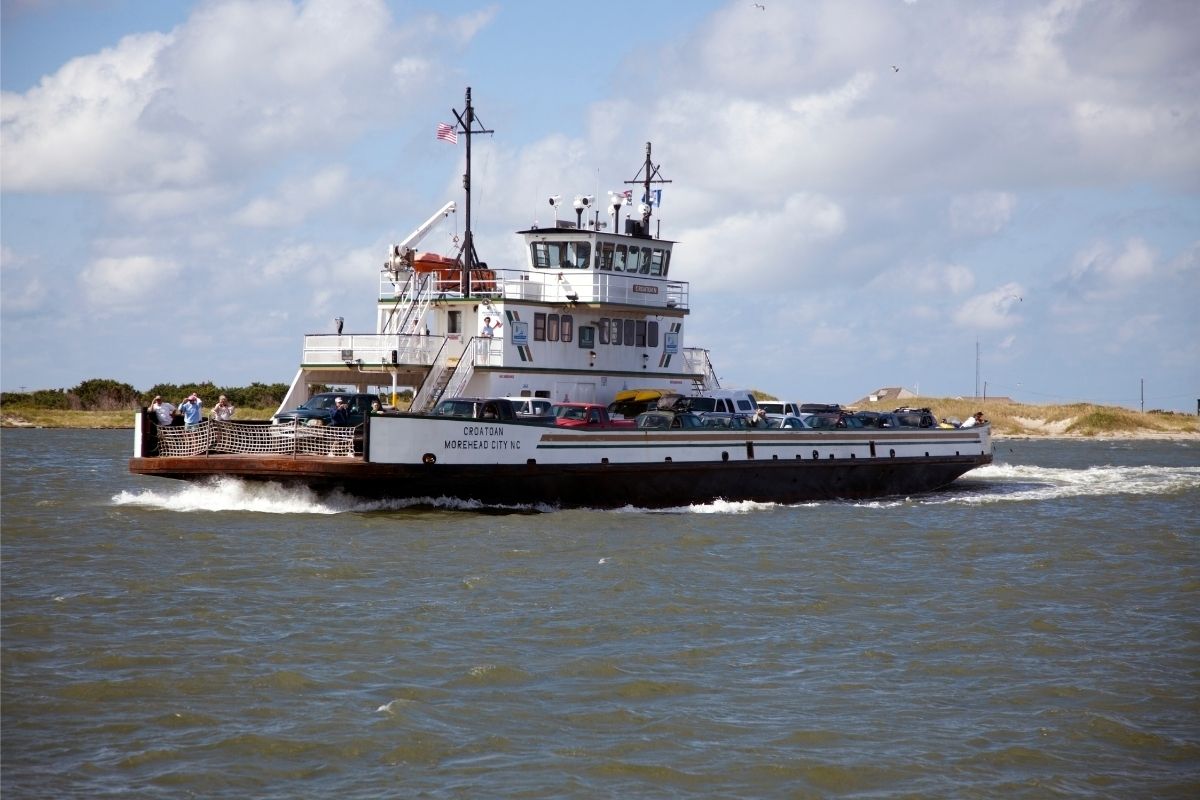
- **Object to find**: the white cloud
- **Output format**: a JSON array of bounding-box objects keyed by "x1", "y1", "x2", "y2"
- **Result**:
[
  {"x1": 1, "y1": 0, "x2": 492, "y2": 194},
  {"x1": 1066, "y1": 237, "x2": 1156, "y2": 298},
  {"x1": 233, "y1": 166, "x2": 350, "y2": 228},
  {"x1": 952, "y1": 282, "x2": 1025, "y2": 330},
  {"x1": 949, "y1": 192, "x2": 1016, "y2": 236},
  {"x1": 80, "y1": 255, "x2": 181, "y2": 309}
]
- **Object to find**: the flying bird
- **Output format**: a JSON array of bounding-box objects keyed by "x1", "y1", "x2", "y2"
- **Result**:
[
  {"x1": 754, "y1": 3, "x2": 765, "y2": 9},
  {"x1": 892, "y1": 65, "x2": 900, "y2": 72}
]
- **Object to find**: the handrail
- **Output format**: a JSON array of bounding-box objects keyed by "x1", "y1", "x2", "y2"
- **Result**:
[{"x1": 378, "y1": 266, "x2": 689, "y2": 310}]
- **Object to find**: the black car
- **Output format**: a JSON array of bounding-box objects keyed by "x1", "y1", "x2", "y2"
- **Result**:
[{"x1": 272, "y1": 392, "x2": 378, "y2": 427}]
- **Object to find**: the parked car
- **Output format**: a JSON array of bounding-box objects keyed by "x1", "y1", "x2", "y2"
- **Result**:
[
  {"x1": 502, "y1": 396, "x2": 553, "y2": 417},
  {"x1": 764, "y1": 414, "x2": 809, "y2": 429},
  {"x1": 634, "y1": 410, "x2": 706, "y2": 430},
  {"x1": 272, "y1": 392, "x2": 378, "y2": 427}
]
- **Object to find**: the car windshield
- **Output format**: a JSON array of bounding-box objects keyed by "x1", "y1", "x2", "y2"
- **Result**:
[
  {"x1": 555, "y1": 406, "x2": 586, "y2": 420},
  {"x1": 300, "y1": 396, "x2": 337, "y2": 410}
]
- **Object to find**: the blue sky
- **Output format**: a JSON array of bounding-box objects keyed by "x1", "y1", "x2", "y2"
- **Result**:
[{"x1": 3, "y1": 0, "x2": 1198, "y2": 411}]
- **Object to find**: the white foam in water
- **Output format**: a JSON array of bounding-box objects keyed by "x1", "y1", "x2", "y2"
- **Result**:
[
  {"x1": 113, "y1": 478, "x2": 377, "y2": 515},
  {"x1": 927, "y1": 463, "x2": 1200, "y2": 506},
  {"x1": 112, "y1": 478, "x2": 557, "y2": 515}
]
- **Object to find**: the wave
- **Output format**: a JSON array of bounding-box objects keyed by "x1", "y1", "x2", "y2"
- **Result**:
[
  {"x1": 922, "y1": 463, "x2": 1200, "y2": 506},
  {"x1": 112, "y1": 478, "x2": 557, "y2": 515}
]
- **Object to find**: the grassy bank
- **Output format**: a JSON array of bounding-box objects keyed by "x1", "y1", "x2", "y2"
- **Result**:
[
  {"x1": 3, "y1": 398, "x2": 1196, "y2": 436},
  {"x1": 2, "y1": 407, "x2": 278, "y2": 429},
  {"x1": 857, "y1": 397, "x2": 1199, "y2": 437}
]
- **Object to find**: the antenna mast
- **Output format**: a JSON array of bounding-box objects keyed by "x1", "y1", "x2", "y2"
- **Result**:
[
  {"x1": 450, "y1": 87, "x2": 494, "y2": 296},
  {"x1": 624, "y1": 142, "x2": 671, "y2": 234}
]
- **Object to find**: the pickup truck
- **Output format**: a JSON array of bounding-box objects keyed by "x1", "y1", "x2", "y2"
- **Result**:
[{"x1": 550, "y1": 403, "x2": 636, "y2": 429}]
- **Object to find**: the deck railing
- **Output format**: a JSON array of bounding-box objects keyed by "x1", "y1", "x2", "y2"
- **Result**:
[
  {"x1": 379, "y1": 268, "x2": 689, "y2": 310},
  {"x1": 154, "y1": 420, "x2": 360, "y2": 457}
]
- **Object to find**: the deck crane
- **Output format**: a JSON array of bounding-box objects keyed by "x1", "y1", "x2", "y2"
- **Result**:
[{"x1": 386, "y1": 201, "x2": 457, "y2": 274}]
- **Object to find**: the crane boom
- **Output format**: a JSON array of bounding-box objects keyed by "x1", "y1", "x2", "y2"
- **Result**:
[{"x1": 387, "y1": 201, "x2": 456, "y2": 272}]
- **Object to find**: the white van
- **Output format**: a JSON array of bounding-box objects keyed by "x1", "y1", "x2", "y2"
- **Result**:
[
  {"x1": 502, "y1": 396, "x2": 554, "y2": 417},
  {"x1": 684, "y1": 389, "x2": 759, "y2": 415},
  {"x1": 758, "y1": 400, "x2": 801, "y2": 416}
]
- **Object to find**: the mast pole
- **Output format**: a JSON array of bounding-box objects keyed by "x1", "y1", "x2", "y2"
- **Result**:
[
  {"x1": 451, "y1": 87, "x2": 493, "y2": 297},
  {"x1": 624, "y1": 141, "x2": 671, "y2": 235}
]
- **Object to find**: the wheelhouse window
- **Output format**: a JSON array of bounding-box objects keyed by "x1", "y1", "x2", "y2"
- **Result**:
[
  {"x1": 547, "y1": 314, "x2": 560, "y2": 342},
  {"x1": 623, "y1": 319, "x2": 635, "y2": 346},
  {"x1": 650, "y1": 248, "x2": 667, "y2": 276},
  {"x1": 531, "y1": 240, "x2": 590, "y2": 269},
  {"x1": 596, "y1": 242, "x2": 614, "y2": 271},
  {"x1": 533, "y1": 313, "x2": 547, "y2": 341},
  {"x1": 611, "y1": 318, "x2": 623, "y2": 346},
  {"x1": 561, "y1": 314, "x2": 573, "y2": 343},
  {"x1": 598, "y1": 317, "x2": 610, "y2": 344},
  {"x1": 648, "y1": 320, "x2": 659, "y2": 348}
]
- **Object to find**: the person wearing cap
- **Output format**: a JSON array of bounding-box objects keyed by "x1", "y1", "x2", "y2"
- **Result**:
[
  {"x1": 330, "y1": 396, "x2": 350, "y2": 426},
  {"x1": 149, "y1": 395, "x2": 176, "y2": 426},
  {"x1": 179, "y1": 393, "x2": 204, "y2": 427},
  {"x1": 211, "y1": 394, "x2": 235, "y2": 422}
]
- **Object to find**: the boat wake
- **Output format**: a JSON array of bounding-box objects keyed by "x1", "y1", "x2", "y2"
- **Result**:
[
  {"x1": 112, "y1": 478, "x2": 557, "y2": 515},
  {"x1": 919, "y1": 462, "x2": 1200, "y2": 506}
]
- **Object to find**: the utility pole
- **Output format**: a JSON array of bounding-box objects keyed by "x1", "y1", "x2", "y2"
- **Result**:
[
  {"x1": 1140, "y1": 378, "x2": 1144, "y2": 413},
  {"x1": 974, "y1": 338, "x2": 980, "y2": 400}
]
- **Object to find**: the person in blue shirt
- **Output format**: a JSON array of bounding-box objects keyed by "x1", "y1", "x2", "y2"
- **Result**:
[{"x1": 179, "y1": 393, "x2": 203, "y2": 427}]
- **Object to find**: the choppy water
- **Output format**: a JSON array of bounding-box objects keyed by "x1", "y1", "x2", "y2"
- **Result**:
[{"x1": 3, "y1": 429, "x2": 1198, "y2": 798}]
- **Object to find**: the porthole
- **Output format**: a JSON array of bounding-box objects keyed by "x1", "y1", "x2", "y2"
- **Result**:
[{"x1": 422, "y1": 453, "x2": 436, "y2": 464}]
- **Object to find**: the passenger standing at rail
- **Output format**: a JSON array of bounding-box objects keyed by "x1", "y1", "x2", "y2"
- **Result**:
[
  {"x1": 179, "y1": 393, "x2": 203, "y2": 427},
  {"x1": 149, "y1": 395, "x2": 176, "y2": 426},
  {"x1": 212, "y1": 395, "x2": 235, "y2": 421}
]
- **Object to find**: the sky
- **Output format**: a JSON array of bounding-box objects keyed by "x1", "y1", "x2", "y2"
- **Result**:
[{"x1": 2, "y1": 0, "x2": 1198, "y2": 412}]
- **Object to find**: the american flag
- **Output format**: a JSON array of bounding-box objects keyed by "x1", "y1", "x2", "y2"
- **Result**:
[{"x1": 436, "y1": 122, "x2": 458, "y2": 144}]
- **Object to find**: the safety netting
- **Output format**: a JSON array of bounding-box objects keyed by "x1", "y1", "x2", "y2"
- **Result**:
[{"x1": 154, "y1": 420, "x2": 360, "y2": 457}]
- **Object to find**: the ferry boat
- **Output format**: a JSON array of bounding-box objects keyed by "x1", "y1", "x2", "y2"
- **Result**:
[{"x1": 129, "y1": 89, "x2": 992, "y2": 509}]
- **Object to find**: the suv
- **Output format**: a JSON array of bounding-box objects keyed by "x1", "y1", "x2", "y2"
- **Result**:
[
  {"x1": 759, "y1": 401, "x2": 801, "y2": 416},
  {"x1": 273, "y1": 392, "x2": 378, "y2": 427}
]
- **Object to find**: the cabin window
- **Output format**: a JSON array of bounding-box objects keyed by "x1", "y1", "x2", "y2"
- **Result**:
[
  {"x1": 613, "y1": 245, "x2": 628, "y2": 272},
  {"x1": 659, "y1": 249, "x2": 671, "y2": 277},
  {"x1": 648, "y1": 321, "x2": 659, "y2": 348},
  {"x1": 623, "y1": 319, "x2": 635, "y2": 346},
  {"x1": 568, "y1": 242, "x2": 590, "y2": 269},
  {"x1": 637, "y1": 247, "x2": 651, "y2": 274},
  {"x1": 531, "y1": 240, "x2": 588, "y2": 269},
  {"x1": 650, "y1": 249, "x2": 666, "y2": 276},
  {"x1": 547, "y1": 314, "x2": 560, "y2": 342},
  {"x1": 611, "y1": 318, "x2": 623, "y2": 346},
  {"x1": 596, "y1": 242, "x2": 614, "y2": 271},
  {"x1": 598, "y1": 317, "x2": 610, "y2": 344},
  {"x1": 635, "y1": 320, "x2": 647, "y2": 347},
  {"x1": 561, "y1": 314, "x2": 573, "y2": 343},
  {"x1": 533, "y1": 312, "x2": 547, "y2": 341},
  {"x1": 579, "y1": 325, "x2": 595, "y2": 348},
  {"x1": 623, "y1": 246, "x2": 637, "y2": 273},
  {"x1": 448, "y1": 310, "x2": 462, "y2": 334}
]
